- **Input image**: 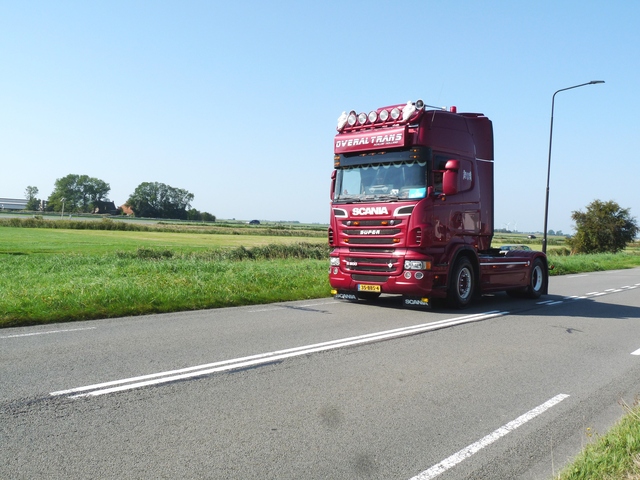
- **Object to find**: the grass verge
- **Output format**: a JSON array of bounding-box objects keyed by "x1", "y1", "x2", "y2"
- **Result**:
[
  {"x1": 554, "y1": 400, "x2": 640, "y2": 479},
  {"x1": 547, "y1": 251, "x2": 640, "y2": 275}
]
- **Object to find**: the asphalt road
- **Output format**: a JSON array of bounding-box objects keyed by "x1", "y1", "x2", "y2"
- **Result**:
[{"x1": 2, "y1": 268, "x2": 640, "y2": 479}]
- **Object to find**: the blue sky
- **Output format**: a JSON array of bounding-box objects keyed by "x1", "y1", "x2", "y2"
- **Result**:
[{"x1": 1, "y1": 1, "x2": 638, "y2": 233}]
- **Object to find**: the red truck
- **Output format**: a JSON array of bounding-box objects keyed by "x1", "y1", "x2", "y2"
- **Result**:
[{"x1": 328, "y1": 100, "x2": 548, "y2": 308}]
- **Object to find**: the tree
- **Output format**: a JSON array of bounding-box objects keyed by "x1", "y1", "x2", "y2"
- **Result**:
[
  {"x1": 25, "y1": 186, "x2": 40, "y2": 211},
  {"x1": 186, "y1": 208, "x2": 216, "y2": 222},
  {"x1": 47, "y1": 174, "x2": 111, "y2": 213},
  {"x1": 568, "y1": 199, "x2": 638, "y2": 254},
  {"x1": 126, "y1": 182, "x2": 194, "y2": 219},
  {"x1": 201, "y1": 212, "x2": 216, "y2": 222}
]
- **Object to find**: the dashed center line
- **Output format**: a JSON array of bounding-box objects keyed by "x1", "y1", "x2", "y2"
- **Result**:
[{"x1": 538, "y1": 284, "x2": 637, "y2": 307}]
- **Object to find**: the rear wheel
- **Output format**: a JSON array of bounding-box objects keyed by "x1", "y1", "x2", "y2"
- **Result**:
[
  {"x1": 447, "y1": 257, "x2": 475, "y2": 309},
  {"x1": 525, "y1": 258, "x2": 546, "y2": 299}
]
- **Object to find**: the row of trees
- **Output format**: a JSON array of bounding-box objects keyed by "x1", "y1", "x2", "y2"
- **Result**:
[
  {"x1": 21, "y1": 176, "x2": 638, "y2": 253},
  {"x1": 25, "y1": 174, "x2": 216, "y2": 221}
]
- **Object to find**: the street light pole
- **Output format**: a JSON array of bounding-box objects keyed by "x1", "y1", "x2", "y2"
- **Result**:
[
  {"x1": 61, "y1": 198, "x2": 66, "y2": 219},
  {"x1": 542, "y1": 80, "x2": 604, "y2": 254}
]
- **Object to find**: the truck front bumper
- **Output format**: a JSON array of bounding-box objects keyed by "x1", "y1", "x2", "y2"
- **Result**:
[{"x1": 328, "y1": 266, "x2": 447, "y2": 299}]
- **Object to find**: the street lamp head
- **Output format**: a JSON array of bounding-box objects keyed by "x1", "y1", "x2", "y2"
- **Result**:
[{"x1": 589, "y1": 80, "x2": 605, "y2": 84}]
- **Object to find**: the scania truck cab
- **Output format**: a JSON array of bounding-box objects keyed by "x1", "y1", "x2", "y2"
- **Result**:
[{"x1": 328, "y1": 100, "x2": 548, "y2": 308}]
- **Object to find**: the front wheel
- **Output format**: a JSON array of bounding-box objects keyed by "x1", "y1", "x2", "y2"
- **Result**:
[{"x1": 447, "y1": 257, "x2": 475, "y2": 309}]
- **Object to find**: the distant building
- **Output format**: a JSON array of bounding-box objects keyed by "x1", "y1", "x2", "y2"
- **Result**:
[
  {"x1": 0, "y1": 198, "x2": 28, "y2": 210},
  {"x1": 92, "y1": 200, "x2": 117, "y2": 214},
  {"x1": 120, "y1": 204, "x2": 134, "y2": 216}
]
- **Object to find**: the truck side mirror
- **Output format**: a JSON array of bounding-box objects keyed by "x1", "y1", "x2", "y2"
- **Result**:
[
  {"x1": 330, "y1": 170, "x2": 337, "y2": 200},
  {"x1": 442, "y1": 160, "x2": 459, "y2": 195}
]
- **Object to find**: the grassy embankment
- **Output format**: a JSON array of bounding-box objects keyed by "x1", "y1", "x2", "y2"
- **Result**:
[
  {"x1": 553, "y1": 399, "x2": 640, "y2": 479},
  {"x1": 2, "y1": 218, "x2": 640, "y2": 477}
]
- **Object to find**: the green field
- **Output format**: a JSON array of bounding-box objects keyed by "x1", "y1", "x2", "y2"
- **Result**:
[
  {"x1": 0, "y1": 224, "x2": 327, "y2": 255},
  {"x1": 0, "y1": 223, "x2": 330, "y2": 327}
]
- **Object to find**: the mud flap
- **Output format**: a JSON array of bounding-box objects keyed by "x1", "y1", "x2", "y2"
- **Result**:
[{"x1": 403, "y1": 297, "x2": 430, "y2": 309}]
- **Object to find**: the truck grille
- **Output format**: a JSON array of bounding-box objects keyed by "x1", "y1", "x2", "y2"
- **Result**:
[
  {"x1": 343, "y1": 228, "x2": 401, "y2": 236},
  {"x1": 342, "y1": 220, "x2": 401, "y2": 227},
  {"x1": 343, "y1": 256, "x2": 399, "y2": 274},
  {"x1": 349, "y1": 247, "x2": 395, "y2": 253},
  {"x1": 339, "y1": 220, "x2": 404, "y2": 246},
  {"x1": 347, "y1": 237, "x2": 399, "y2": 245},
  {"x1": 352, "y1": 274, "x2": 389, "y2": 282}
]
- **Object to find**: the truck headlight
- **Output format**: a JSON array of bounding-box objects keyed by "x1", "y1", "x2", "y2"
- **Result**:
[
  {"x1": 404, "y1": 260, "x2": 430, "y2": 270},
  {"x1": 330, "y1": 257, "x2": 340, "y2": 267}
]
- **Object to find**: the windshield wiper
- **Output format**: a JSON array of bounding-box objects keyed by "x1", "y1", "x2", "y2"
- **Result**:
[
  {"x1": 335, "y1": 196, "x2": 363, "y2": 203},
  {"x1": 363, "y1": 194, "x2": 399, "y2": 202}
]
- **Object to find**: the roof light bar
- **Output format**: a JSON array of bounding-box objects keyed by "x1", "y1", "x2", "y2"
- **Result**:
[{"x1": 339, "y1": 99, "x2": 438, "y2": 130}]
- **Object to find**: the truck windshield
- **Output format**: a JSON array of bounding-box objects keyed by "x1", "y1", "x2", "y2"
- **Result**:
[{"x1": 334, "y1": 161, "x2": 427, "y2": 202}]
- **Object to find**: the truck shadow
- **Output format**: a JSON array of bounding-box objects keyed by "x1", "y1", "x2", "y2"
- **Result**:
[
  {"x1": 357, "y1": 292, "x2": 640, "y2": 322},
  {"x1": 478, "y1": 292, "x2": 640, "y2": 322}
]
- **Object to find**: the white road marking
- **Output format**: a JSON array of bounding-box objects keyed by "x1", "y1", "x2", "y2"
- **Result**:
[
  {"x1": 0, "y1": 327, "x2": 96, "y2": 339},
  {"x1": 409, "y1": 394, "x2": 570, "y2": 480},
  {"x1": 51, "y1": 311, "x2": 508, "y2": 397},
  {"x1": 544, "y1": 285, "x2": 637, "y2": 305},
  {"x1": 631, "y1": 348, "x2": 640, "y2": 356}
]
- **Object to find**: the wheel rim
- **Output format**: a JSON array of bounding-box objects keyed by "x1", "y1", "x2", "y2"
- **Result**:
[
  {"x1": 457, "y1": 267, "x2": 472, "y2": 300},
  {"x1": 532, "y1": 265, "x2": 543, "y2": 292}
]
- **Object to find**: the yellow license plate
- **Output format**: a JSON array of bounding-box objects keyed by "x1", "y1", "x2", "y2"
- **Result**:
[{"x1": 357, "y1": 284, "x2": 381, "y2": 292}]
